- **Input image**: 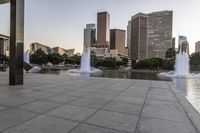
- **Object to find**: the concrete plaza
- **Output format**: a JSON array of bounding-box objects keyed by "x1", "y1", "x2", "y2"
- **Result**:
[{"x1": 0, "y1": 72, "x2": 199, "y2": 133}]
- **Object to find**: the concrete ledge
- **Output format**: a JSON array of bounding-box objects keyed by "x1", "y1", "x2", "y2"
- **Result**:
[{"x1": 168, "y1": 82, "x2": 200, "y2": 133}]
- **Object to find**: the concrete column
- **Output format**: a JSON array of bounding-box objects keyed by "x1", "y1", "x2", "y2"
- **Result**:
[{"x1": 9, "y1": 0, "x2": 24, "y2": 85}]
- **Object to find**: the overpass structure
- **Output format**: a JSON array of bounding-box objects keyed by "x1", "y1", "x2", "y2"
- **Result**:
[{"x1": 0, "y1": 0, "x2": 24, "y2": 85}]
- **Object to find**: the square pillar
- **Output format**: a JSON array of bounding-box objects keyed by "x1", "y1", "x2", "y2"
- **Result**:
[{"x1": 9, "y1": 0, "x2": 24, "y2": 85}]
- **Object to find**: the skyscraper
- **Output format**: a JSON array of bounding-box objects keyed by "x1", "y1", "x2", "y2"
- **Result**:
[
  {"x1": 110, "y1": 29, "x2": 126, "y2": 55},
  {"x1": 178, "y1": 36, "x2": 189, "y2": 54},
  {"x1": 130, "y1": 13, "x2": 147, "y2": 61},
  {"x1": 97, "y1": 11, "x2": 110, "y2": 48},
  {"x1": 147, "y1": 10, "x2": 173, "y2": 58},
  {"x1": 84, "y1": 24, "x2": 96, "y2": 48},
  {"x1": 195, "y1": 41, "x2": 200, "y2": 53},
  {"x1": 127, "y1": 20, "x2": 131, "y2": 57}
]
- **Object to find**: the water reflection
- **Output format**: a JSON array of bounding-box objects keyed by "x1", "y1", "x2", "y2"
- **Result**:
[
  {"x1": 94, "y1": 70, "x2": 167, "y2": 81},
  {"x1": 173, "y1": 78, "x2": 200, "y2": 112},
  {"x1": 40, "y1": 69, "x2": 168, "y2": 81}
]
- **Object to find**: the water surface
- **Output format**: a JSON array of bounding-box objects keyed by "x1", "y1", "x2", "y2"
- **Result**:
[
  {"x1": 173, "y1": 78, "x2": 200, "y2": 113},
  {"x1": 41, "y1": 69, "x2": 167, "y2": 81}
]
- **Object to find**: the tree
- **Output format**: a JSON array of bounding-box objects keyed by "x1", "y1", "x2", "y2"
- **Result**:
[
  {"x1": 70, "y1": 54, "x2": 81, "y2": 65},
  {"x1": 165, "y1": 48, "x2": 176, "y2": 59},
  {"x1": 30, "y1": 49, "x2": 47, "y2": 65},
  {"x1": 163, "y1": 59, "x2": 174, "y2": 70},
  {"x1": 134, "y1": 58, "x2": 168, "y2": 70},
  {"x1": 122, "y1": 58, "x2": 128, "y2": 67},
  {"x1": 0, "y1": 54, "x2": 7, "y2": 65},
  {"x1": 47, "y1": 53, "x2": 64, "y2": 65},
  {"x1": 62, "y1": 53, "x2": 68, "y2": 59},
  {"x1": 91, "y1": 51, "x2": 96, "y2": 67},
  {"x1": 190, "y1": 52, "x2": 200, "y2": 71}
]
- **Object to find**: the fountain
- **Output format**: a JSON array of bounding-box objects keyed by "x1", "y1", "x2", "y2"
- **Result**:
[
  {"x1": 80, "y1": 48, "x2": 91, "y2": 73},
  {"x1": 67, "y1": 47, "x2": 102, "y2": 75},
  {"x1": 24, "y1": 50, "x2": 41, "y2": 73},
  {"x1": 157, "y1": 53, "x2": 190, "y2": 79},
  {"x1": 158, "y1": 36, "x2": 200, "y2": 79},
  {"x1": 174, "y1": 51, "x2": 190, "y2": 76}
]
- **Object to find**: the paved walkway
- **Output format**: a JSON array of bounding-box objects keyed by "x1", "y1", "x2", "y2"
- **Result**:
[{"x1": 0, "y1": 72, "x2": 199, "y2": 133}]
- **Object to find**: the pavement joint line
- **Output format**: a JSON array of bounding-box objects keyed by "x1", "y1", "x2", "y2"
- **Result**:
[
  {"x1": 1, "y1": 93, "x2": 85, "y2": 132},
  {"x1": 79, "y1": 122, "x2": 131, "y2": 133},
  {"x1": 0, "y1": 88, "x2": 97, "y2": 132},
  {"x1": 0, "y1": 108, "x2": 39, "y2": 132},
  {"x1": 133, "y1": 81, "x2": 152, "y2": 133},
  {"x1": 2, "y1": 74, "x2": 193, "y2": 133},
  {"x1": 167, "y1": 82, "x2": 200, "y2": 133},
  {"x1": 0, "y1": 88, "x2": 69, "y2": 108},
  {"x1": 0, "y1": 79, "x2": 118, "y2": 132},
  {"x1": 68, "y1": 81, "x2": 136, "y2": 133},
  {"x1": 100, "y1": 108, "x2": 141, "y2": 116},
  {"x1": 0, "y1": 79, "x2": 110, "y2": 109},
  {"x1": 146, "y1": 97, "x2": 177, "y2": 102},
  {"x1": 140, "y1": 114, "x2": 191, "y2": 124}
]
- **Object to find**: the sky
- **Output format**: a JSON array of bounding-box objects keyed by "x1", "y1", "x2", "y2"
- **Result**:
[{"x1": 0, "y1": 0, "x2": 200, "y2": 54}]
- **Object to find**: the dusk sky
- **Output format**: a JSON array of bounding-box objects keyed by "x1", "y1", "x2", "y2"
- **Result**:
[{"x1": 0, "y1": 0, "x2": 200, "y2": 53}]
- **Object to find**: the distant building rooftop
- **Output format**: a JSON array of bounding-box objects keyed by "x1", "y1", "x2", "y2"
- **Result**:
[
  {"x1": 0, "y1": 34, "x2": 9, "y2": 39},
  {"x1": 0, "y1": 0, "x2": 9, "y2": 4}
]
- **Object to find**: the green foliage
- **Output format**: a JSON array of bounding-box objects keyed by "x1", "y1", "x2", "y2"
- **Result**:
[
  {"x1": 165, "y1": 48, "x2": 176, "y2": 59},
  {"x1": 190, "y1": 52, "x2": 200, "y2": 71},
  {"x1": 0, "y1": 54, "x2": 8, "y2": 64},
  {"x1": 95, "y1": 57, "x2": 127, "y2": 69},
  {"x1": 91, "y1": 52, "x2": 97, "y2": 67},
  {"x1": 163, "y1": 59, "x2": 175, "y2": 70},
  {"x1": 30, "y1": 49, "x2": 47, "y2": 65},
  {"x1": 65, "y1": 57, "x2": 74, "y2": 64},
  {"x1": 69, "y1": 55, "x2": 81, "y2": 65},
  {"x1": 62, "y1": 54, "x2": 68, "y2": 59},
  {"x1": 134, "y1": 58, "x2": 174, "y2": 71},
  {"x1": 47, "y1": 53, "x2": 64, "y2": 65},
  {"x1": 30, "y1": 49, "x2": 81, "y2": 65},
  {"x1": 122, "y1": 58, "x2": 128, "y2": 67}
]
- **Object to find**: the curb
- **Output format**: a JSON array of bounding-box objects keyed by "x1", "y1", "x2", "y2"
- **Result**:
[{"x1": 168, "y1": 82, "x2": 200, "y2": 133}]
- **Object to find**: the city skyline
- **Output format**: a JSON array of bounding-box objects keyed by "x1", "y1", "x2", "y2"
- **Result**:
[{"x1": 0, "y1": 0, "x2": 200, "y2": 53}]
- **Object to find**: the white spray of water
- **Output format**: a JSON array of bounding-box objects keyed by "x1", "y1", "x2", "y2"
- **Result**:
[
  {"x1": 24, "y1": 50, "x2": 30, "y2": 64},
  {"x1": 23, "y1": 50, "x2": 41, "y2": 73},
  {"x1": 174, "y1": 51, "x2": 190, "y2": 76},
  {"x1": 67, "y1": 47, "x2": 102, "y2": 74},
  {"x1": 80, "y1": 48, "x2": 91, "y2": 73}
]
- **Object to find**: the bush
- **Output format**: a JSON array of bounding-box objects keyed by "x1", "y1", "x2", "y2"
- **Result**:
[
  {"x1": 134, "y1": 58, "x2": 174, "y2": 70},
  {"x1": 95, "y1": 58, "x2": 127, "y2": 69},
  {"x1": 190, "y1": 52, "x2": 200, "y2": 71}
]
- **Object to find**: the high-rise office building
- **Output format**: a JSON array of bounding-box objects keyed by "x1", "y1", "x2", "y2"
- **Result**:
[
  {"x1": 0, "y1": 34, "x2": 9, "y2": 57},
  {"x1": 178, "y1": 36, "x2": 189, "y2": 54},
  {"x1": 110, "y1": 29, "x2": 126, "y2": 55},
  {"x1": 195, "y1": 41, "x2": 200, "y2": 53},
  {"x1": 127, "y1": 20, "x2": 131, "y2": 57},
  {"x1": 130, "y1": 13, "x2": 147, "y2": 61},
  {"x1": 97, "y1": 11, "x2": 110, "y2": 48},
  {"x1": 147, "y1": 10, "x2": 173, "y2": 58},
  {"x1": 84, "y1": 24, "x2": 96, "y2": 48}
]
